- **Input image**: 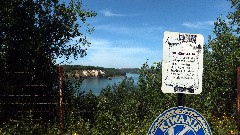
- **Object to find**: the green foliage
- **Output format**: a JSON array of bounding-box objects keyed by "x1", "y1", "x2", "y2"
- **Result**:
[
  {"x1": 84, "y1": 62, "x2": 176, "y2": 134},
  {"x1": 119, "y1": 68, "x2": 139, "y2": 74},
  {"x1": 62, "y1": 65, "x2": 105, "y2": 72},
  {"x1": 94, "y1": 79, "x2": 138, "y2": 134},
  {"x1": 1, "y1": 0, "x2": 240, "y2": 134},
  {"x1": 186, "y1": 0, "x2": 240, "y2": 133},
  {"x1": 202, "y1": 17, "x2": 240, "y2": 116},
  {"x1": 137, "y1": 61, "x2": 175, "y2": 119},
  {"x1": 0, "y1": 115, "x2": 60, "y2": 134},
  {"x1": 1, "y1": 0, "x2": 97, "y2": 69},
  {"x1": 0, "y1": 0, "x2": 97, "y2": 130},
  {"x1": 104, "y1": 68, "x2": 126, "y2": 77},
  {"x1": 0, "y1": 60, "x2": 238, "y2": 134},
  {"x1": 228, "y1": 0, "x2": 240, "y2": 34}
]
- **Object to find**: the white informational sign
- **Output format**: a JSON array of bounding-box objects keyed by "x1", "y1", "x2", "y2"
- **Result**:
[{"x1": 161, "y1": 31, "x2": 204, "y2": 94}]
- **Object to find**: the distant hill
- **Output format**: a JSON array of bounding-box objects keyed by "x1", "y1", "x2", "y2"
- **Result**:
[
  {"x1": 119, "y1": 68, "x2": 139, "y2": 74},
  {"x1": 61, "y1": 65, "x2": 104, "y2": 73},
  {"x1": 61, "y1": 65, "x2": 139, "y2": 78}
]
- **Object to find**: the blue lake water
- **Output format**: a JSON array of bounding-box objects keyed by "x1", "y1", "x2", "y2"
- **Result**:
[{"x1": 80, "y1": 73, "x2": 139, "y2": 95}]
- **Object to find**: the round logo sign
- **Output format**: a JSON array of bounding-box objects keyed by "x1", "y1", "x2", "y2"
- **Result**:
[{"x1": 148, "y1": 106, "x2": 212, "y2": 135}]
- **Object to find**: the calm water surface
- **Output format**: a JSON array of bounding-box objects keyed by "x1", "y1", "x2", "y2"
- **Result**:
[{"x1": 80, "y1": 73, "x2": 139, "y2": 95}]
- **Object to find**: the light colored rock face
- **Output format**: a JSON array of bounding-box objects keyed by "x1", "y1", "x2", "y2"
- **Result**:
[{"x1": 68, "y1": 70, "x2": 105, "y2": 78}]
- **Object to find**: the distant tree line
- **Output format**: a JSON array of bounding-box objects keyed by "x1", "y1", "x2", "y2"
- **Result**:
[
  {"x1": 62, "y1": 65, "x2": 105, "y2": 73},
  {"x1": 119, "y1": 68, "x2": 139, "y2": 74},
  {"x1": 61, "y1": 65, "x2": 139, "y2": 78}
]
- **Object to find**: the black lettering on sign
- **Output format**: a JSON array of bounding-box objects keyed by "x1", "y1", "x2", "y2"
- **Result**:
[{"x1": 179, "y1": 34, "x2": 197, "y2": 44}]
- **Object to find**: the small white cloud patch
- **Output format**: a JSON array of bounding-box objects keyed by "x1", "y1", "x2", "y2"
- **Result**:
[
  {"x1": 182, "y1": 21, "x2": 214, "y2": 29},
  {"x1": 101, "y1": 9, "x2": 125, "y2": 17}
]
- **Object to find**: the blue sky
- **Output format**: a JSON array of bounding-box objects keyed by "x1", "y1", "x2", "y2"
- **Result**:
[{"x1": 58, "y1": 0, "x2": 232, "y2": 68}]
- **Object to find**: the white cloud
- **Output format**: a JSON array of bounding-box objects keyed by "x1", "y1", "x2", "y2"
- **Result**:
[
  {"x1": 101, "y1": 9, "x2": 139, "y2": 17},
  {"x1": 182, "y1": 21, "x2": 214, "y2": 29},
  {"x1": 95, "y1": 24, "x2": 164, "y2": 40},
  {"x1": 101, "y1": 9, "x2": 125, "y2": 17},
  {"x1": 76, "y1": 38, "x2": 161, "y2": 68},
  {"x1": 95, "y1": 25, "x2": 130, "y2": 34},
  {"x1": 56, "y1": 24, "x2": 164, "y2": 67}
]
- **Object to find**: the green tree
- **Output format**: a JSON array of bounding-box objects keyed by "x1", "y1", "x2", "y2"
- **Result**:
[
  {"x1": 1, "y1": 0, "x2": 96, "y2": 72},
  {"x1": 201, "y1": 1, "x2": 240, "y2": 116},
  {"x1": 0, "y1": 0, "x2": 96, "y2": 123},
  {"x1": 186, "y1": 0, "x2": 240, "y2": 133}
]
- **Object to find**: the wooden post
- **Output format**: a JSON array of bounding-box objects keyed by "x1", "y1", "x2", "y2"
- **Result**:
[
  {"x1": 237, "y1": 67, "x2": 240, "y2": 135},
  {"x1": 59, "y1": 66, "x2": 63, "y2": 135},
  {"x1": 177, "y1": 93, "x2": 185, "y2": 106}
]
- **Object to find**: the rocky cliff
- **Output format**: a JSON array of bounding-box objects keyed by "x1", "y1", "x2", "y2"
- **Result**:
[{"x1": 65, "y1": 70, "x2": 105, "y2": 78}]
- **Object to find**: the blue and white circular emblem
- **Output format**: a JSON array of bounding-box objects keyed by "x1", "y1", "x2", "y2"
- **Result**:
[{"x1": 148, "y1": 106, "x2": 212, "y2": 135}]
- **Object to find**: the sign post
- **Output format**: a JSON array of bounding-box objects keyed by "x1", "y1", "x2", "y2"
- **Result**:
[
  {"x1": 237, "y1": 66, "x2": 240, "y2": 135},
  {"x1": 59, "y1": 66, "x2": 63, "y2": 135},
  {"x1": 177, "y1": 93, "x2": 185, "y2": 106}
]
